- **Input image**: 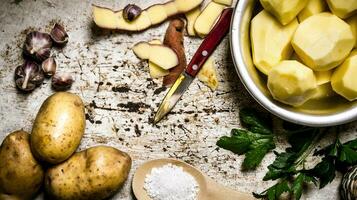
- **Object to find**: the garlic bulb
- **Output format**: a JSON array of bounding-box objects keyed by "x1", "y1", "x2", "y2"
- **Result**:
[
  {"x1": 23, "y1": 31, "x2": 52, "y2": 61},
  {"x1": 15, "y1": 61, "x2": 44, "y2": 92},
  {"x1": 341, "y1": 165, "x2": 357, "y2": 200}
]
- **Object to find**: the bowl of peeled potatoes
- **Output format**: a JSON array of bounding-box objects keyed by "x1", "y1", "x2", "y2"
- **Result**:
[{"x1": 230, "y1": 0, "x2": 357, "y2": 127}]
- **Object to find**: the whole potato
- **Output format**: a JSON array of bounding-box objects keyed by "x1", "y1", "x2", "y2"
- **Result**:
[
  {"x1": 0, "y1": 130, "x2": 44, "y2": 200},
  {"x1": 45, "y1": 146, "x2": 132, "y2": 200},
  {"x1": 31, "y1": 92, "x2": 85, "y2": 164}
]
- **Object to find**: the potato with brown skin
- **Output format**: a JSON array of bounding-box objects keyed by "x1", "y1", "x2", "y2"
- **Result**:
[
  {"x1": 0, "y1": 130, "x2": 44, "y2": 200},
  {"x1": 31, "y1": 92, "x2": 85, "y2": 164},
  {"x1": 45, "y1": 146, "x2": 132, "y2": 200}
]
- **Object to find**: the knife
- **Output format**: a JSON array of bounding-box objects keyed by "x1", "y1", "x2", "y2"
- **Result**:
[{"x1": 154, "y1": 8, "x2": 234, "y2": 124}]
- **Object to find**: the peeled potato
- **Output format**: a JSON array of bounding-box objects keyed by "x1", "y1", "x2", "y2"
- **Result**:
[
  {"x1": 311, "y1": 83, "x2": 336, "y2": 100},
  {"x1": 92, "y1": 0, "x2": 203, "y2": 31},
  {"x1": 197, "y1": 56, "x2": 218, "y2": 90},
  {"x1": 148, "y1": 40, "x2": 169, "y2": 78},
  {"x1": 174, "y1": 0, "x2": 203, "y2": 12},
  {"x1": 213, "y1": 0, "x2": 232, "y2": 6},
  {"x1": 326, "y1": 0, "x2": 357, "y2": 19},
  {"x1": 185, "y1": 8, "x2": 201, "y2": 36},
  {"x1": 132, "y1": 42, "x2": 179, "y2": 70},
  {"x1": 298, "y1": 0, "x2": 327, "y2": 22},
  {"x1": 164, "y1": 2, "x2": 179, "y2": 16},
  {"x1": 251, "y1": 10, "x2": 298, "y2": 75},
  {"x1": 260, "y1": 0, "x2": 308, "y2": 25},
  {"x1": 147, "y1": 5, "x2": 168, "y2": 24},
  {"x1": 331, "y1": 50, "x2": 357, "y2": 101},
  {"x1": 346, "y1": 15, "x2": 357, "y2": 48},
  {"x1": 292, "y1": 13, "x2": 355, "y2": 71},
  {"x1": 292, "y1": 52, "x2": 332, "y2": 85},
  {"x1": 194, "y1": 2, "x2": 225, "y2": 37},
  {"x1": 267, "y1": 60, "x2": 317, "y2": 106},
  {"x1": 149, "y1": 62, "x2": 169, "y2": 78},
  {"x1": 315, "y1": 70, "x2": 332, "y2": 85},
  {"x1": 290, "y1": 52, "x2": 302, "y2": 62}
]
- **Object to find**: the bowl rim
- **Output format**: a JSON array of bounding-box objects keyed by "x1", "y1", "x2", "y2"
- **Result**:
[{"x1": 229, "y1": 0, "x2": 357, "y2": 127}]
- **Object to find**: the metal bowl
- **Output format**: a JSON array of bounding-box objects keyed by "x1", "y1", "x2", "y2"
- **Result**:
[{"x1": 230, "y1": 0, "x2": 357, "y2": 127}]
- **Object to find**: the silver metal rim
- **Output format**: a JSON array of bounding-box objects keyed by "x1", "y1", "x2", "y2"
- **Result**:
[{"x1": 229, "y1": 0, "x2": 357, "y2": 127}]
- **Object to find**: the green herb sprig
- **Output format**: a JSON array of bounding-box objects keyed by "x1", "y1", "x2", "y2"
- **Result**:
[
  {"x1": 216, "y1": 108, "x2": 357, "y2": 200},
  {"x1": 216, "y1": 108, "x2": 275, "y2": 170},
  {"x1": 254, "y1": 127, "x2": 323, "y2": 199},
  {"x1": 310, "y1": 137, "x2": 357, "y2": 188}
]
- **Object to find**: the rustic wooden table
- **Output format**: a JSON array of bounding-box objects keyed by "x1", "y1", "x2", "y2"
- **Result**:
[{"x1": 0, "y1": 0, "x2": 355, "y2": 199}]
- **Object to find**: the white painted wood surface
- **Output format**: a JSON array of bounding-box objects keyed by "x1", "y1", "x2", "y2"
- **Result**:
[{"x1": 0, "y1": 0, "x2": 355, "y2": 199}]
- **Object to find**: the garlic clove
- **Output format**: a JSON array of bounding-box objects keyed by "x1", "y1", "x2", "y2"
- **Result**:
[
  {"x1": 23, "y1": 31, "x2": 52, "y2": 62},
  {"x1": 15, "y1": 78, "x2": 36, "y2": 92},
  {"x1": 51, "y1": 72, "x2": 74, "y2": 91},
  {"x1": 36, "y1": 47, "x2": 51, "y2": 61},
  {"x1": 50, "y1": 23, "x2": 68, "y2": 45},
  {"x1": 42, "y1": 57, "x2": 57, "y2": 77},
  {"x1": 14, "y1": 61, "x2": 44, "y2": 92},
  {"x1": 123, "y1": 4, "x2": 142, "y2": 21},
  {"x1": 32, "y1": 69, "x2": 45, "y2": 86}
]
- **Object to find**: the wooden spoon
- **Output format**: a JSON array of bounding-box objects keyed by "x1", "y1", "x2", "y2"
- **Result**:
[{"x1": 132, "y1": 158, "x2": 255, "y2": 200}]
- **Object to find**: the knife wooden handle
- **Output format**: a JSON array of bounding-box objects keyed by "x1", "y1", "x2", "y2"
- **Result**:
[{"x1": 185, "y1": 8, "x2": 233, "y2": 77}]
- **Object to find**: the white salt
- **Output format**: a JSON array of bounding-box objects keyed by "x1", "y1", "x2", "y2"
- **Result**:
[{"x1": 144, "y1": 163, "x2": 199, "y2": 200}]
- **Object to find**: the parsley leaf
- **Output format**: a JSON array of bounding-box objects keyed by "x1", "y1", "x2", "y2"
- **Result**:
[
  {"x1": 218, "y1": 109, "x2": 357, "y2": 200},
  {"x1": 314, "y1": 138, "x2": 357, "y2": 166},
  {"x1": 253, "y1": 180, "x2": 290, "y2": 200},
  {"x1": 216, "y1": 109, "x2": 275, "y2": 170},
  {"x1": 308, "y1": 158, "x2": 336, "y2": 188},
  {"x1": 308, "y1": 138, "x2": 357, "y2": 188},
  {"x1": 339, "y1": 145, "x2": 357, "y2": 164},
  {"x1": 287, "y1": 127, "x2": 319, "y2": 152},
  {"x1": 216, "y1": 134, "x2": 251, "y2": 155},
  {"x1": 263, "y1": 151, "x2": 297, "y2": 181},
  {"x1": 345, "y1": 139, "x2": 357, "y2": 149},
  {"x1": 264, "y1": 128, "x2": 321, "y2": 181},
  {"x1": 243, "y1": 139, "x2": 275, "y2": 169},
  {"x1": 256, "y1": 126, "x2": 324, "y2": 200},
  {"x1": 217, "y1": 128, "x2": 275, "y2": 169},
  {"x1": 292, "y1": 173, "x2": 316, "y2": 200},
  {"x1": 240, "y1": 108, "x2": 272, "y2": 135}
]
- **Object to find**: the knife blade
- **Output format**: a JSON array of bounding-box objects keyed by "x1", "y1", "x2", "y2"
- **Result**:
[{"x1": 154, "y1": 8, "x2": 234, "y2": 124}]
